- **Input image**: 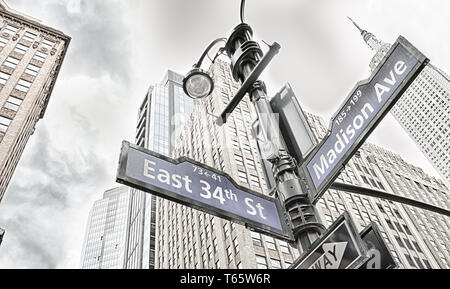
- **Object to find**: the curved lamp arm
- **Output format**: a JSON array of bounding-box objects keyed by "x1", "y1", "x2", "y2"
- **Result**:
[{"x1": 194, "y1": 37, "x2": 228, "y2": 68}]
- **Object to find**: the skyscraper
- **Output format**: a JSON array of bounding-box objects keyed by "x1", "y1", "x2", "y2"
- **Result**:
[
  {"x1": 0, "y1": 1, "x2": 70, "y2": 202},
  {"x1": 349, "y1": 18, "x2": 450, "y2": 188},
  {"x1": 156, "y1": 59, "x2": 301, "y2": 269},
  {"x1": 306, "y1": 112, "x2": 449, "y2": 269},
  {"x1": 155, "y1": 58, "x2": 448, "y2": 269},
  {"x1": 80, "y1": 187, "x2": 131, "y2": 269},
  {"x1": 81, "y1": 70, "x2": 193, "y2": 269},
  {"x1": 126, "y1": 70, "x2": 194, "y2": 269}
]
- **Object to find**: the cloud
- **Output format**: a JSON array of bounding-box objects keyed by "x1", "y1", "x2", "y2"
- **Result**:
[
  {"x1": 7, "y1": 0, "x2": 134, "y2": 84},
  {"x1": 0, "y1": 124, "x2": 111, "y2": 268}
]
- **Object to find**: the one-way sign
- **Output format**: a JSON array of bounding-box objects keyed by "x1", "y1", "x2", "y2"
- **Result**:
[
  {"x1": 358, "y1": 222, "x2": 397, "y2": 269},
  {"x1": 290, "y1": 212, "x2": 367, "y2": 269},
  {"x1": 116, "y1": 141, "x2": 294, "y2": 241}
]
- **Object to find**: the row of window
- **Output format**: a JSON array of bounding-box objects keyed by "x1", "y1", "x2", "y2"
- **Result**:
[
  {"x1": 1, "y1": 24, "x2": 55, "y2": 49},
  {"x1": 251, "y1": 231, "x2": 291, "y2": 254}
]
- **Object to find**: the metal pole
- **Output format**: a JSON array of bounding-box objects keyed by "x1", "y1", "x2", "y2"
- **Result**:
[
  {"x1": 331, "y1": 182, "x2": 450, "y2": 217},
  {"x1": 223, "y1": 23, "x2": 325, "y2": 253}
]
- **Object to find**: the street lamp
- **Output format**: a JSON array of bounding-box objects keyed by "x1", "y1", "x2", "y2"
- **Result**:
[
  {"x1": 182, "y1": 67, "x2": 214, "y2": 99},
  {"x1": 182, "y1": 38, "x2": 227, "y2": 99},
  {"x1": 182, "y1": 0, "x2": 325, "y2": 254}
]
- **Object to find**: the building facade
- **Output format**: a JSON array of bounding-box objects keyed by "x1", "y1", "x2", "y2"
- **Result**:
[
  {"x1": 307, "y1": 112, "x2": 449, "y2": 269},
  {"x1": 80, "y1": 187, "x2": 131, "y2": 269},
  {"x1": 0, "y1": 1, "x2": 70, "y2": 202},
  {"x1": 156, "y1": 59, "x2": 301, "y2": 269},
  {"x1": 124, "y1": 70, "x2": 194, "y2": 269},
  {"x1": 81, "y1": 70, "x2": 193, "y2": 269},
  {"x1": 155, "y1": 58, "x2": 449, "y2": 269},
  {"x1": 349, "y1": 18, "x2": 450, "y2": 188}
]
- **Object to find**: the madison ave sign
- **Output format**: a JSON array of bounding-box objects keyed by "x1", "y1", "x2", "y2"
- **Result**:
[
  {"x1": 290, "y1": 212, "x2": 367, "y2": 269},
  {"x1": 301, "y1": 36, "x2": 429, "y2": 203},
  {"x1": 116, "y1": 141, "x2": 294, "y2": 241}
]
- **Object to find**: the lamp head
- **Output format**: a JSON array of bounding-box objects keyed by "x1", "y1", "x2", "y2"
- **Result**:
[{"x1": 182, "y1": 67, "x2": 214, "y2": 99}]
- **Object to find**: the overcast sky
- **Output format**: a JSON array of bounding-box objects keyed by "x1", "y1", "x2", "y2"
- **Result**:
[{"x1": 0, "y1": 0, "x2": 448, "y2": 269}]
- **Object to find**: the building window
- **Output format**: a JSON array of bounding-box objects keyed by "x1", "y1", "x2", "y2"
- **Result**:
[
  {"x1": 270, "y1": 259, "x2": 282, "y2": 269},
  {"x1": 0, "y1": 71, "x2": 10, "y2": 85},
  {"x1": 238, "y1": 171, "x2": 248, "y2": 183},
  {"x1": 386, "y1": 220, "x2": 395, "y2": 230},
  {"x1": 412, "y1": 241, "x2": 423, "y2": 253},
  {"x1": 377, "y1": 181, "x2": 385, "y2": 190},
  {"x1": 395, "y1": 236, "x2": 404, "y2": 248},
  {"x1": 227, "y1": 246, "x2": 233, "y2": 263},
  {"x1": 0, "y1": 116, "x2": 12, "y2": 133},
  {"x1": 265, "y1": 236, "x2": 276, "y2": 250},
  {"x1": 250, "y1": 174, "x2": 260, "y2": 187},
  {"x1": 33, "y1": 51, "x2": 47, "y2": 62},
  {"x1": 4, "y1": 56, "x2": 20, "y2": 69},
  {"x1": 255, "y1": 255, "x2": 268, "y2": 269},
  {"x1": 405, "y1": 254, "x2": 416, "y2": 268},
  {"x1": 414, "y1": 257, "x2": 425, "y2": 269},
  {"x1": 223, "y1": 223, "x2": 230, "y2": 239},
  {"x1": 42, "y1": 38, "x2": 55, "y2": 50},
  {"x1": 403, "y1": 238, "x2": 414, "y2": 251},
  {"x1": 16, "y1": 79, "x2": 32, "y2": 93},
  {"x1": 246, "y1": 158, "x2": 256, "y2": 170},
  {"x1": 213, "y1": 238, "x2": 218, "y2": 253},
  {"x1": 353, "y1": 208, "x2": 362, "y2": 220},
  {"x1": 233, "y1": 237, "x2": 240, "y2": 254},
  {"x1": 422, "y1": 259, "x2": 432, "y2": 269},
  {"x1": 202, "y1": 253, "x2": 207, "y2": 268},
  {"x1": 14, "y1": 43, "x2": 28, "y2": 55},
  {"x1": 22, "y1": 31, "x2": 37, "y2": 42},
  {"x1": 3, "y1": 96, "x2": 23, "y2": 111},
  {"x1": 4, "y1": 25, "x2": 18, "y2": 35},
  {"x1": 207, "y1": 246, "x2": 213, "y2": 261},
  {"x1": 0, "y1": 36, "x2": 8, "y2": 47},
  {"x1": 251, "y1": 232, "x2": 262, "y2": 246},
  {"x1": 324, "y1": 214, "x2": 333, "y2": 225},
  {"x1": 234, "y1": 154, "x2": 244, "y2": 166},
  {"x1": 25, "y1": 64, "x2": 40, "y2": 77},
  {"x1": 279, "y1": 241, "x2": 290, "y2": 254}
]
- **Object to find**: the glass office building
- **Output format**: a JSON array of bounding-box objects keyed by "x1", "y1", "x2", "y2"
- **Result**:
[
  {"x1": 80, "y1": 187, "x2": 131, "y2": 269},
  {"x1": 126, "y1": 70, "x2": 194, "y2": 269}
]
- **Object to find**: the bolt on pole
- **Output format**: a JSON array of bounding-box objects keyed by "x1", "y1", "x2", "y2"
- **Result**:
[{"x1": 223, "y1": 23, "x2": 325, "y2": 253}]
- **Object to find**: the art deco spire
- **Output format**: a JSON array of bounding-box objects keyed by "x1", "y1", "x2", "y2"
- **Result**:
[{"x1": 348, "y1": 17, "x2": 384, "y2": 51}]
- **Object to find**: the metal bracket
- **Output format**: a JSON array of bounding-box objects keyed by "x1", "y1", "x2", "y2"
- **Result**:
[{"x1": 215, "y1": 42, "x2": 281, "y2": 126}]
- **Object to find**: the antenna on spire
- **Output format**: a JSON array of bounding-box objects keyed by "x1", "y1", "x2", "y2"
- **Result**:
[
  {"x1": 347, "y1": 16, "x2": 364, "y2": 34},
  {"x1": 347, "y1": 17, "x2": 384, "y2": 51}
]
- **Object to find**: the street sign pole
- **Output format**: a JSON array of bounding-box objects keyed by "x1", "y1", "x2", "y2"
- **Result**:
[
  {"x1": 289, "y1": 212, "x2": 368, "y2": 269},
  {"x1": 220, "y1": 23, "x2": 325, "y2": 253}
]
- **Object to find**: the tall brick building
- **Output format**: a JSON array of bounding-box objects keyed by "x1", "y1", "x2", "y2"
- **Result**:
[{"x1": 0, "y1": 1, "x2": 70, "y2": 201}]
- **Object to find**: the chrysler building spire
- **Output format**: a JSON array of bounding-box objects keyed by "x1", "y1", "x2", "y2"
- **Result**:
[{"x1": 348, "y1": 17, "x2": 384, "y2": 51}]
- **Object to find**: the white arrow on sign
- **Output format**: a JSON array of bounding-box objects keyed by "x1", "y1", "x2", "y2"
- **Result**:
[{"x1": 309, "y1": 242, "x2": 348, "y2": 269}]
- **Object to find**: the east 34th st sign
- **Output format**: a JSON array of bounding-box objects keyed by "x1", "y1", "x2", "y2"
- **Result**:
[
  {"x1": 116, "y1": 141, "x2": 294, "y2": 242},
  {"x1": 301, "y1": 36, "x2": 429, "y2": 203}
]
